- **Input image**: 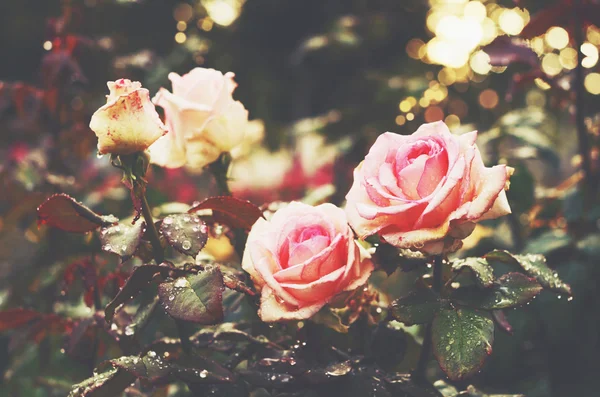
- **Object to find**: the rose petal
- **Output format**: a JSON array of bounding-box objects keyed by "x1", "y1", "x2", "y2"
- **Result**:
[{"x1": 258, "y1": 286, "x2": 324, "y2": 322}]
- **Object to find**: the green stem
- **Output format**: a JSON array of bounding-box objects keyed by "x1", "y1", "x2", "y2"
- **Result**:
[
  {"x1": 414, "y1": 255, "x2": 443, "y2": 383},
  {"x1": 140, "y1": 192, "x2": 165, "y2": 264},
  {"x1": 208, "y1": 153, "x2": 232, "y2": 196}
]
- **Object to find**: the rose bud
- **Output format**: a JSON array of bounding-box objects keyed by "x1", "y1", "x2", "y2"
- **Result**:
[{"x1": 89, "y1": 79, "x2": 168, "y2": 155}]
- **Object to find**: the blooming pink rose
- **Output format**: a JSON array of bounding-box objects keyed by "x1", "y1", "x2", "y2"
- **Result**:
[
  {"x1": 242, "y1": 202, "x2": 374, "y2": 322},
  {"x1": 89, "y1": 79, "x2": 167, "y2": 155},
  {"x1": 148, "y1": 68, "x2": 249, "y2": 169},
  {"x1": 345, "y1": 121, "x2": 513, "y2": 255}
]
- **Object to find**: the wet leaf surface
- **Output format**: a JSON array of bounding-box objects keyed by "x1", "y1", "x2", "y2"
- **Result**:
[
  {"x1": 158, "y1": 267, "x2": 224, "y2": 324},
  {"x1": 99, "y1": 221, "x2": 145, "y2": 260},
  {"x1": 37, "y1": 193, "x2": 118, "y2": 233},
  {"x1": 188, "y1": 196, "x2": 263, "y2": 230},
  {"x1": 160, "y1": 213, "x2": 208, "y2": 257},
  {"x1": 432, "y1": 307, "x2": 494, "y2": 381},
  {"x1": 390, "y1": 287, "x2": 441, "y2": 325},
  {"x1": 451, "y1": 258, "x2": 495, "y2": 288}
]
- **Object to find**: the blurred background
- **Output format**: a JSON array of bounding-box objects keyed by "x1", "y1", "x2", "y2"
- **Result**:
[{"x1": 1, "y1": 0, "x2": 599, "y2": 396}]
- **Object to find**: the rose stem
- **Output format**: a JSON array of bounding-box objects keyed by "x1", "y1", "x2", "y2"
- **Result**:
[
  {"x1": 414, "y1": 254, "x2": 443, "y2": 383},
  {"x1": 140, "y1": 193, "x2": 165, "y2": 264},
  {"x1": 208, "y1": 153, "x2": 247, "y2": 258},
  {"x1": 208, "y1": 153, "x2": 232, "y2": 196},
  {"x1": 573, "y1": 0, "x2": 595, "y2": 204}
]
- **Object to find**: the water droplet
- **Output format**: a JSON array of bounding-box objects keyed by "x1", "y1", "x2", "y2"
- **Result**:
[
  {"x1": 182, "y1": 240, "x2": 192, "y2": 250},
  {"x1": 125, "y1": 326, "x2": 134, "y2": 336},
  {"x1": 183, "y1": 215, "x2": 191, "y2": 222},
  {"x1": 567, "y1": 296, "x2": 574, "y2": 301},
  {"x1": 103, "y1": 244, "x2": 112, "y2": 251},
  {"x1": 445, "y1": 345, "x2": 451, "y2": 351},
  {"x1": 557, "y1": 295, "x2": 562, "y2": 299},
  {"x1": 163, "y1": 217, "x2": 173, "y2": 225},
  {"x1": 169, "y1": 295, "x2": 175, "y2": 301},
  {"x1": 200, "y1": 370, "x2": 208, "y2": 378},
  {"x1": 174, "y1": 278, "x2": 189, "y2": 288}
]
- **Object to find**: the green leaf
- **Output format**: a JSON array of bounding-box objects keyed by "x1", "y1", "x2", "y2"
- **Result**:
[
  {"x1": 158, "y1": 267, "x2": 224, "y2": 324},
  {"x1": 390, "y1": 287, "x2": 441, "y2": 325},
  {"x1": 576, "y1": 233, "x2": 600, "y2": 258},
  {"x1": 99, "y1": 221, "x2": 145, "y2": 260},
  {"x1": 485, "y1": 250, "x2": 572, "y2": 295},
  {"x1": 68, "y1": 367, "x2": 135, "y2": 397},
  {"x1": 451, "y1": 258, "x2": 495, "y2": 288},
  {"x1": 110, "y1": 353, "x2": 233, "y2": 384},
  {"x1": 37, "y1": 193, "x2": 118, "y2": 233},
  {"x1": 452, "y1": 272, "x2": 542, "y2": 310},
  {"x1": 104, "y1": 263, "x2": 189, "y2": 322},
  {"x1": 432, "y1": 307, "x2": 494, "y2": 381},
  {"x1": 311, "y1": 307, "x2": 349, "y2": 333},
  {"x1": 159, "y1": 214, "x2": 208, "y2": 257},
  {"x1": 505, "y1": 163, "x2": 535, "y2": 214}
]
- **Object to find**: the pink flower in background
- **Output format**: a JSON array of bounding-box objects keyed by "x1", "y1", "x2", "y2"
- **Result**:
[
  {"x1": 345, "y1": 121, "x2": 513, "y2": 255},
  {"x1": 242, "y1": 202, "x2": 374, "y2": 322},
  {"x1": 89, "y1": 79, "x2": 167, "y2": 155},
  {"x1": 149, "y1": 68, "x2": 249, "y2": 169}
]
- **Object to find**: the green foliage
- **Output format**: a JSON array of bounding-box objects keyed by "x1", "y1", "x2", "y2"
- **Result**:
[
  {"x1": 160, "y1": 214, "x2": 208, "y2": 257},
  {"x1": 432, "y1": 308, "x2": 494, "y2": 381},
  {"x1": 157, "y1": 268, "x2": 225, "y2": 324}
]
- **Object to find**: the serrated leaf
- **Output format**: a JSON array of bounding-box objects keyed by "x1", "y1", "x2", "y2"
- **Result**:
[
  {"x1": 188, "y1": 196, "x2": 263, "y2": 230},
  {"x1": 160, "y1": 214, "x2": 208, "y2": 257},
  {"x1": 110, "y1": 353, "x2": 233, "y2": 384},
  {"x1": 451, "y1": 258, "x2": 495, "y2": 288},
  {"x1": 452, "y1": 272, "x2": 542, "y2": 310},
  {"x1": 68, "y1": 367, "x2": 135, "y2": 397},
  {"x1": 99, "y1": 221, "x2": 145, "y2": 260},
  {"x1": 432, "y1": 307, "x2": 494, "y2": 381},
  {"x1": 485, "y1": 250, "x2": 572, "y2": 295},
  {"x1": 37, "y1": 193, "x2": 118, "y2": 233},
  {"x1": 105, "y1": 263, "x2": 188, "y2": 322},
  {"x1": 158, "y1": 267, "x2": 224, "y2": 324},
  {"x1": 390, "y1": 287, "x2": 441, "y2": 325}
]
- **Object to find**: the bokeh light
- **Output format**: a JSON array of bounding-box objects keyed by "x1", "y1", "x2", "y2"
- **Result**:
[
  {"x1": 545, "y1": 27, "x2": 569, "y2": 50},
  {"x1": 585, "y1": 73, "x2": 600, "y2": 95}
]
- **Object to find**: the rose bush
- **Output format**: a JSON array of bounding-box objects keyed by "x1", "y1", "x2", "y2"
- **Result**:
[
  {"x1": 89, "y1": 79, "x2": 167, "y2": 155},
  {"x1": 345, "y1": 121, "x2": 513, "y2": 255},
  {"x1": 242, "y1": 202, "x2": 374, "y2": 322},
  {"x1": 148, "y1": 67, "x2": 249, "y2": 169}
]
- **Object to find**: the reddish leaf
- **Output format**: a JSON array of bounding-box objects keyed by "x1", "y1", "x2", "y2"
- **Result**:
[
  {"x1": 188, "y1": 196, "x2": 263, "y2": 231},
  {"x1": 37, "y1": 193, "x2": 118, "y2": 233},
  {"x1": 0, "y1": 308, "x2": 41, "y2": 331},
  {"x1": 520, "y1": 3, "x2": 570, "y2": 39}
]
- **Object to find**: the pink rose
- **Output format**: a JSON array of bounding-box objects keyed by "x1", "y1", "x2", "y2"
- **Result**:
[
  {"x1": 89, "y1": 79, "x2": 167, "y2": 155},
  {"x1": 242, "y1": 202, "x2": 374, "y2": 322},
  {"x1": 148, "y1": 68, "x2": 249, "y2": 169},
  {"x1": 345, "y1": 121, "x2": 513, "y2": 255}
]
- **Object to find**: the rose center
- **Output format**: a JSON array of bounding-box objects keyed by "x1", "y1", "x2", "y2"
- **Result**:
[{"x1": 281, "y1": 225, "x2": 331, "y2": 268}]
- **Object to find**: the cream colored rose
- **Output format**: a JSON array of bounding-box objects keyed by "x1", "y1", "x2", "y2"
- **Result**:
[
  {"x1": 89, "y1": 79, "x2": 167, "y2": 155},
  {"x1": 148, "y1": 68, "x2": 249, "y2": 169}
]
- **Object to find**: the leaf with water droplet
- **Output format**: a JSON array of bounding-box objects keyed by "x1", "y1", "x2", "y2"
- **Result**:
[
  {"x1": 104, "y1": 263, "x2": 189, "y2": 322},
  {"x1": 37, "y1": 193, "x2": 118, "y2": 233},
  {"x1": 99, "y1": 221, "x2": 145, "y2": 261},
  {"x1": 160, "y1": 214, "x2": 208, "y2": 257},
  {"x1": 485, "y1": 250, "x2": 572, "y2": 295},
  {"x1": 451, "y1": 257, "x2": 495, "y2": 288},
  {"x1": 158, "y1": 267, "x2": 224, "y2": 324},
  {"x1": 432, "y1": 307, "x2": 494, "y2": 381},
  {"x1": 67, "y1": 367, "x2": 135, "y2": 397},
  {"x1": 451, "y1": 272, "x2": 542, "y2": 310},
  {"x1": 390, "y1": 286, "x2": 441, "y2": 325}
]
